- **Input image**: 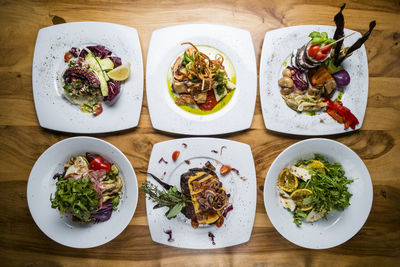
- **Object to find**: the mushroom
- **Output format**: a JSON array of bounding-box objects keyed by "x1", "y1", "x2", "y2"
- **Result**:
[
  {"x1": 308, "y1": 87, "x2": 321, "y2": 96},
  {"x1": 280, "y1": 87, "x2": 293, "y2": 95},
  {"x1": 278, "y1": 77, "x2": 294, "y2": 88},
  {"x1": 282, "y1": 68, "x2": 292, "y2": 77}
]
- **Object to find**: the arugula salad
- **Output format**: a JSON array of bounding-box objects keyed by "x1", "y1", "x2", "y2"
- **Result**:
[
  {"x1": 50, "y1": 153, "x2": 123, "y2": 222},
  {"x1": 278, "y1": 154, "x2": 353, "y2": 226}
]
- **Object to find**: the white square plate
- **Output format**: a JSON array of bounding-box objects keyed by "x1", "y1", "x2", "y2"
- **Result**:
[
  {"x1": 145, "y1": 138, "x2": 257, "y2": 249},
  {"x1": 32, "y1": 22, "x2": 144, "y2": 133},
  {"x1": 146, "y1": 24, "x2": 257, "y2": 135},
  {"x1": 259, "y1": 26, "x2": 368, "y2": 135}
]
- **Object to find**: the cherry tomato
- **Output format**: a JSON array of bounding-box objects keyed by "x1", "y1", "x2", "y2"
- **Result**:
[
  {"x1": 220, "y1": 165, "x2": 232, "y2": 175},
  {"x1": 191, "y1": 220, "x2": 199, "y2": 229},
  {"x1": 307, "y1": 45, "x2": 320, "y2": 58},
  {"x1": 172, "y1": 150, "x2": 180, "y2": 162},
  {"x1": 89, "y1": 157, "x2": 111, "y2": 173},
  {"x1": 215, "y1": 216, "x2": 224, "y2": 228},
  {"x1": 198, "y1": 91, "x2": 218, "y2": 111},
  {"x1": 315, "y1": 51, "x2": 328, "y2": 60},
  {"x1": 320, "y1": 44, "x2": 332, "y2": 54},
  {"x1": 92, "y1": 103, "x2": 103, "y2": 116},
  {"x1": 64, "y1": 52, "x2": 72, "y2": 62}
]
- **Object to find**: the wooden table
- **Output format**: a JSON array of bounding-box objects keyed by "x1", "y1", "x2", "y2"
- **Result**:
[{"x1": 1, "y1": 0, "x2": 399, "y2": 266}]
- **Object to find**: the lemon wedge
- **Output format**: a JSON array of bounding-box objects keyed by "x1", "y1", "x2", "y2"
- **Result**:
[{"x1": 107, "y1": 62, "x2": 131, "y2": 81}]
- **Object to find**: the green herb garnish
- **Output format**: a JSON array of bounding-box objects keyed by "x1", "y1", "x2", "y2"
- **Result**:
[
  {"x1": 111, "y1": 195, "x2": 120, "y2": 211},
  {"x1": 50, "y1": 177, "x2": 99, "y2": 222},
  {"x1": 64, "y1": 83, "x2": 73, "y2": 92},
  {"x1": 289, "y1": 154, "x2": 353, "y2": 226},
  {"x1": 182, "y1": 50, "x2": 194, "y2": 66},
  {"x1": 141, "y1": 181, "x2": 190, "y2": 219},
  {"x1": 309, "y1": 31, "x2": 336, "y2": 46}
]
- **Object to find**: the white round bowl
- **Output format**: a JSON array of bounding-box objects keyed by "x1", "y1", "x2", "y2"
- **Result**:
[{"x1": 27, "y1": 136, "x2": 138, "y2": 248}]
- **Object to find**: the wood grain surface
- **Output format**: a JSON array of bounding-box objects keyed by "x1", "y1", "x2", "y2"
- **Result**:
[{"x1": 1, "y1": 0, "x2": 399, "y2": 266}]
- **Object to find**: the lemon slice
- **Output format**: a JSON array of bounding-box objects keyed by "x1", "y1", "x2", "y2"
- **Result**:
[
  {"x1": 107, "y1": 62, "x2": 131, "y2": 81},
  {"x1": 290, "y1": 188, "x2": 313, "y2": 211},
  {"x1": 278, "y1": 168, "x2": 298, "y2": 193},
  {"x1": 307, "y1": 160, "x2": 325, "y2": 174}
]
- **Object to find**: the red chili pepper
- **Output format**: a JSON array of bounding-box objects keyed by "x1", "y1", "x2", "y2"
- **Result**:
[{"x1": 89, "y1": 157, "x2": 111, "y2": 173}]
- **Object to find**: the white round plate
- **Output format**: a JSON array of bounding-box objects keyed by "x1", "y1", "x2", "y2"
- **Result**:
[
  {"x1": 27, "y1": 136, "x2": 138, "y2": 248},
  {"x1": 263, "y1": 138, "x2": 373, "y2": 249}
]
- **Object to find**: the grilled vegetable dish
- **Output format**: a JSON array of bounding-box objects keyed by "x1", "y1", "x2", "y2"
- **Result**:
[
  {"x1": 278, "y1": 154, "x2": 353, "y2": 226},
  {"x1": 50, "y1": 153, "x2": 123, "y2": 222},
  {"x1": 62, "y1": 45, "x2": 130, "y2": 115},
  {"x1": 170, "y1": 42, "x2": 236, "y2": 113},
  {"x1": 278, "y1": 4, "x2": 375, "y2": 129},
  {"x1": 142, "y1": 161, "x2": 230, "y2": 228}
]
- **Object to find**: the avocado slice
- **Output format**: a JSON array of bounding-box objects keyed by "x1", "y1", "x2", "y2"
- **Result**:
[{"x1": 84, "y1": 52, "x2": 109, "y2": 96}]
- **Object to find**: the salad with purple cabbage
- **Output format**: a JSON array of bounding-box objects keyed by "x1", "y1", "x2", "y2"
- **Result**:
[
  {"x1": 62, "y1": 45, "x2": 129, "y2": 116},
  {"x1": 50, "y1": 153, "x2": 123, "y2": 222}
]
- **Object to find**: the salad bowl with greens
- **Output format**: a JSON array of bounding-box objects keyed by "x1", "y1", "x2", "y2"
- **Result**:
[
  {"x1": 264, "y1": 138, "x2": 372, "y2": 249},
  {"x1": 27, "y1": 136, "x2": 138, "y2": 248}
]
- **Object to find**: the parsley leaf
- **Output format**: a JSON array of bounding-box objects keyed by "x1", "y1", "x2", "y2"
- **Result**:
[{"x1": 50, "y1": 177, "x2": 99, "y2": 222}]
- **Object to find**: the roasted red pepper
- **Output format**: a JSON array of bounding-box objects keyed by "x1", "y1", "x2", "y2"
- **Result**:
[
  {"x1": 89, "y1": 157, "x2": 111, "y2": 173},
  {"x1": 326, "y1": 99, "x2": 359, "y2": 129},
  {"x1": 327, "y1": 108, "x2": 345, "y2": 123}
]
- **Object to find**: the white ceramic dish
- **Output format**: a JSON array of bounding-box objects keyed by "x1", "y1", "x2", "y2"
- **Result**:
[
  {"x1": 259, "y1": 25, "x2": 368, "y2": 135},
  {"x1": 146, "y1": 138, "x2": 257, "y2": 249},
  {"x1": 27, "y1": 136, "x2": 138, "y2": 248},
  {"x1": 146, "y1": 24, "x2": 257, "y2": 135},
  {"x1": 32, "y1": 22, "x2": 143, "y2": 133},
  {"x1": 263, "y1": 138, "x2": 372, "y2": 249}
]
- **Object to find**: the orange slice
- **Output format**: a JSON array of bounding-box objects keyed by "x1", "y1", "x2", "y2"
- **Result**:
[
  {"x1": 278, "y1": 168, "x2": 298, "y2": 193},
  {"x1": 290, "y1": 188, "x2": 314, "y2": 211}
]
